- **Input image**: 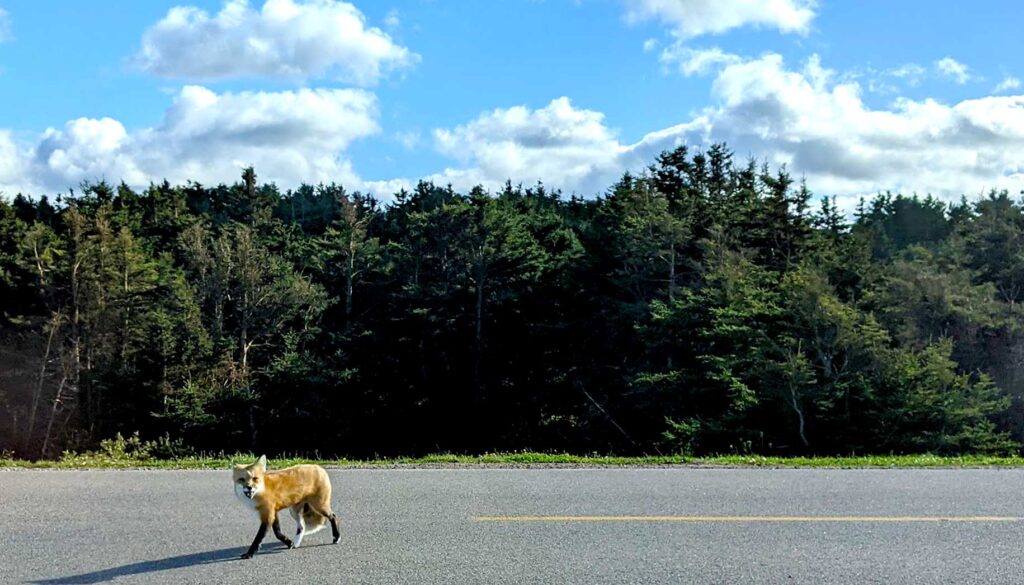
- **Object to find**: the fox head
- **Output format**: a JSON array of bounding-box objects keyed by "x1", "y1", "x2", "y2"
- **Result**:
[{"x1": 233, "y1": 455, "x2": 267, "y2": 500}]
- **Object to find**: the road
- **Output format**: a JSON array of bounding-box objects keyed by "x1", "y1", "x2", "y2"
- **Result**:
[{"x1": 2, "y1": 467, "x2": 1023, "y2": 584}]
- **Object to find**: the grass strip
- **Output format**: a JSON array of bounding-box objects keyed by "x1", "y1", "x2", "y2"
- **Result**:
[{"x1": 2, "y1": 452, "x2": 1024, "y2": 469}]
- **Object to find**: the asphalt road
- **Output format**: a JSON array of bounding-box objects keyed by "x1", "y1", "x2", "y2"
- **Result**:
[{"x1": 2, "y1": 468, "x2": 1024, "y2": 584}]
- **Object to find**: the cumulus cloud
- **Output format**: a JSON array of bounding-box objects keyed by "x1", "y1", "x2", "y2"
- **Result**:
[
  {"x1": 425, "y1": 54, "x2": 1024, "y2": 203},
  {"x1": 6, "y1": 50, "x2": 1022, "y2": 206},
  {"x1": 0, "y1": 8, "x2": 11, "y2": 43},
  {"x1": 888, "y1": 63, "x2": 926, "y2": 87},
  {"x1": 935, "y1": 57, "x2": 971, "y2": 85},
  {"x1": 362, "y1": 176, "x2": 413, "y2": 199},
  {"x1": 660, "y1": 45, "x2": 742, "y2": 76},
  {"x1": 628, "y1": 53, "x2": 1024, "y2": 203},
  {"x1": 428, "y1": 97, "x2": 626, "y2": 193},
  {"x1": 7, "y1": 86, "x2": 379, "y2": 195},
  {"x1": 134, "y1": 0, "x2": 417, "y2": 85},
  {"x1": 0, "y1": 131, "x2": 30, "y2": 196},
  {"x1": 624, "y1": 0, "x2": 816, "y2": 39},
  {"x1": 33, "y1": 118, "x2": 147, "y2": 191},
  {"x1": 635, "y1": 1, "x2": 815, "y2": 90},
  {"x1": 995, "y1": 76, "x2": 1021, "y2": 94},
  {"x1": 394, "y1": 130, "x2": 421, "y2": 150}
]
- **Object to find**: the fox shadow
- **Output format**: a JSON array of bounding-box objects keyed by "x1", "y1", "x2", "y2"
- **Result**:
[{"x1": 29, "y1": 543, "x2": 306, "y2": 584}]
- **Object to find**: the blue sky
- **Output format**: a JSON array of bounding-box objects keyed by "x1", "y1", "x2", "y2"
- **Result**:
[{"x1": 0, "y1": 0, "x2": 1022, "y2": 206}]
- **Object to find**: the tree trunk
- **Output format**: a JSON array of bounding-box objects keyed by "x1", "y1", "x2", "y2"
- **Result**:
[
  {"x1": 25, "y1": 311, "x2": 61, "y2": 454},
  {"x1": 240, "y1": 325, "x2": 248, "y2": 376},
  {"x1": 789, "y1": 384, "x2": 809, "y2": 448},
  {"x1": 71, "y1": 257, "x2": 84, "y2": 434},
  {"x1": 474, "y1": 272, "x2": 484, "y2": 395},
  {"x1": 41, "y1": 375, "x2": 68, "y2": 458},
  {"x1": 248, "y1": 405, "x2": 258, "y2": 451},
  {"x1": 213, "y1": 294, "x2": 224, "y2": 341},
  {"x1": 121, "y1": 251, "x2": 130, "y2": 368},
  {"x1": 668, "y1": 247, "x2": 676, "y2": 302},
  {"x1": 667, "y1": 247, "x2": 676, "y2": 370},
  {"x1": 345, "y1": 238, "x2": 355, "y2": 320}
]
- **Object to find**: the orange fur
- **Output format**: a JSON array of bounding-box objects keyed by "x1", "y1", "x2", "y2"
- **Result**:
[{"x1": 233, "y1": 455, "x2": 339, "y2": 558}]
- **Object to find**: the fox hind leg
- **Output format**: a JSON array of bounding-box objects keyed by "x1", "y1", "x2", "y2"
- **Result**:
[
  {"x1": 291, "y1": 505, "x2": 306, "y2": 547},
  {"x1": 310, "y1": 501, "x2": 340, "y2": 544}
]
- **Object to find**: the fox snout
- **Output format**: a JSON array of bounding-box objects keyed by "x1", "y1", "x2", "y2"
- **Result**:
[{"x1": 234, "y1": 481, "x2": 261, "y2": 503}]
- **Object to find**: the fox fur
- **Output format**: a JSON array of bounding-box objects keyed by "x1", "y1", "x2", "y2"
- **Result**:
[{"x1": 233, "y1": 455, "x2": 340, "y2": 559}]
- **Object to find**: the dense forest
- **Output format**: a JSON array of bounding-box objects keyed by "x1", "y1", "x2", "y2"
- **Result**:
[{"x1": 1, "y1": 144, "x2": 1022, "y2": 459}]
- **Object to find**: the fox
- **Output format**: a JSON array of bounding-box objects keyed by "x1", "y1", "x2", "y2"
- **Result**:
[{"x1": 232, "y1": 455, "x2": 340, "y2": 559}]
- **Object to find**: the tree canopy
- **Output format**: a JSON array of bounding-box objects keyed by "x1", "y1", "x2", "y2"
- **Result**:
[{"x1": 2, "y1": 148, "x2": 1022, "y2": 459}]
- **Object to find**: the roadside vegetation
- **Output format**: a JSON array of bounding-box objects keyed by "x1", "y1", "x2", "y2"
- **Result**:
[
  {"x1": 2, "y1": 433, "x2": 1023, "y2": 470},
  {"x1": 5, "y1": 453, "x2": 1024, "y2": 470}
]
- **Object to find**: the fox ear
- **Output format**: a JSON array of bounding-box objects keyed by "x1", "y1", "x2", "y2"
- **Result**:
[{"x1": 256, "y1": 455, "x2": 267, "y2": 469}]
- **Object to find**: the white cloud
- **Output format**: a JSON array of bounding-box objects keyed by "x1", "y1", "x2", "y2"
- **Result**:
[
  {"x1": 0, "y1": 8, "x2": 12, "y2": 43},
  {"x1": 890, "y1": 63, "x2": 925, "y2": 80},
  {"x1": 428, "y1": 97, "x2": 626, "y2": 193},
  {"x1": 384, "y1": 8, "x2": 400, "y2": 29},
  {"x1": 134, "y1": 0, "x2": 417, "y2": 85},
  {"x1": 624, "y1": 0, "x2": 816, "y2": 39},
  {"x1": 0, "y1": 130, "x2": 30, "y2": 196},
  {"x1": 660, "y1": 45, "x2": 741, "y2": 76},
  {"x1": 995, "y1": 76, "x2": 1021, "y2": 94},
  {"x1": 424, "y1": 54, "x2": 1024, "y2": 203},
  {"x1": 627, "y1": 53, "x2": 1024, "y2": 203},
  {"x1": 6, "y1": 86, "x2": 380, "y2": 195},
  {"x1": 34, "y1": 118, "x2": 147, "y2": 190},
  {"x1": 362, "y1": 176, "x2": 412, "y2": 198},
  {"x1": 935, "y1": 57, "x2": 971, "y2": 85},
  {"x1": 394, "y1": 130, "x2": 421, "y2": 150},
  {"x1": 6, "y1": 46, "x2": 1022, "y2": 207},
  {"x1": 888, "y1": 63, "x2": 926, "y2": 87}
]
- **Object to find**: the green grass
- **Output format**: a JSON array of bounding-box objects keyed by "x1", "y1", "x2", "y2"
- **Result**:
[{"x1": 3, "y1": 452, "x2": 1024, "y2": 469}]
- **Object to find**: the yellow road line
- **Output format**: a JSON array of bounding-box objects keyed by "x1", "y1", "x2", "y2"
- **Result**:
[{"x1": 472, "y1": 515, "x2": 1022, "y2": 523}]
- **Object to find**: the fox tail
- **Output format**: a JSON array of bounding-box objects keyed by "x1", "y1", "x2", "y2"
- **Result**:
[{"x1": 302, "y1": 503, "x2": 328, "y2": 534}]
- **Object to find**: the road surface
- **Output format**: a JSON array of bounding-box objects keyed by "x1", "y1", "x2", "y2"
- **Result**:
[{"x1": 2, "y1": 468, "x2": 1023, "y2": 584}]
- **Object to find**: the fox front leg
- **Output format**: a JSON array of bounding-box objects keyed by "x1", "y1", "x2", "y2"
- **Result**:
[
  {"x1": 272, "y1": 517, "x2": 293, "y2": 548},
  {"x1": 241, "y1": 522, "x2": 268, "y2": 559}
]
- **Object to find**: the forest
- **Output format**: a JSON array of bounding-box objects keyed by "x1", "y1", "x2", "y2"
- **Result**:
[{"x1": 1, "y1": 144, "x2": 1022, "y2": 459}]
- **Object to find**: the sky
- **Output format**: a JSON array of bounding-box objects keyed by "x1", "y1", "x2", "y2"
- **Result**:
[{"x1": 0, "y1": 0, "x2": 1022, "y2": 208}]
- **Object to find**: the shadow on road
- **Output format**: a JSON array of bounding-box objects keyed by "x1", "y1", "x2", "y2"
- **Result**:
[{"x1": 27, "y1": 545, "x2": 286, "y2": 584}]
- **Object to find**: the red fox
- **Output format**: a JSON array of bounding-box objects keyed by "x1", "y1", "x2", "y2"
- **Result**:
[{"x1": 232, "y1": 455, "x2": 340, "y2": 559}]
